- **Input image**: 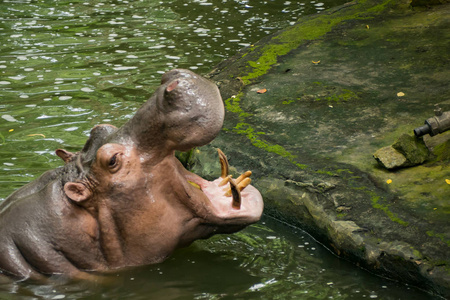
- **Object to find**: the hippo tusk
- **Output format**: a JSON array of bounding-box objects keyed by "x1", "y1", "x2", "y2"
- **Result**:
[
  {"x1": 218, "y1": 149, "x2": 229, "y2": 178},
  {"x1": 219, "y1": 175, "x2": 232, "y2": 187},
  {"x1": 223, "y1": 170, "x2": 252, "y2": 192},
  {"x1": 218, "y1": 149, "x2": 252, "y2": 209},
  {"x1": 228, "y1": 177, "x2": 241, "y2": 209},
  {"x1": 224, "y1": 173, "x2": 252, "y2": 196}
]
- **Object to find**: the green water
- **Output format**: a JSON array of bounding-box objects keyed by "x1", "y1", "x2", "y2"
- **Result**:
[
  {"x1": 0, "y1": 0, "x2": 346, "y2": 195},
  {"x1": 0, "y1": 216, "x2": 437, "y2": 299},
  {"x1": 0, "y1": 0, "x2": 441, "y2": 299}
]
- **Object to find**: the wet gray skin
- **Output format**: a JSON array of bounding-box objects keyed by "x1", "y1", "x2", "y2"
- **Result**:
[{"x1": 0, "y1": 69, "x2": 263, "y2": 282}]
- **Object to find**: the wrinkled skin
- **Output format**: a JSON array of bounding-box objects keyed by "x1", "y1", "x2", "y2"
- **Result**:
[{"x1": 0, "y1": 69, "x2": 263, "y2": 281}]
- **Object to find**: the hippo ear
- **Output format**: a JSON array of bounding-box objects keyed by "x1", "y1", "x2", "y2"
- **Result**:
[
  {"x1": 64, "y1": 182, "x2": 92, "y2": 202},
  {"x1": 56, "y1": 149, "x2": 75, "y2": 163}
]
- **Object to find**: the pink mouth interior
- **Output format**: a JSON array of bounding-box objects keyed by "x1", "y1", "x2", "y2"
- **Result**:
[{"x1": 184, "y1": 172, "x2": 264, "y2": 221}]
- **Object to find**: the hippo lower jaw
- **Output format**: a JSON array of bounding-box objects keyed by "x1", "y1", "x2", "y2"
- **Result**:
[{"x1": 181, "y1": 149, "x2": 263, "y2": 227}]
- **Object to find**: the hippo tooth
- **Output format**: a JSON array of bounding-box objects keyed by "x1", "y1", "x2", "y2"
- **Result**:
[
  {"x1": 224, "y1": 174, "x2": 252, "y2": 196},
  {"x1": 235, "y1": 170, "x2": 252, "y2": 185},
  {"x1": 217, "y1": 149, "x2": 229, "y2": 178},
  {"x1": 219, "y1": 175, "x2": 232, "y2": 187},
  {"x1": 237, "y1": 177, "x2": 252, "y2": 191}
]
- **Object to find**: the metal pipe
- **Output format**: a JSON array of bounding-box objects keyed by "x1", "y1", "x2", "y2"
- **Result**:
[{"x1": 414, "y1": 105, "x2": 450, "y2": 137}]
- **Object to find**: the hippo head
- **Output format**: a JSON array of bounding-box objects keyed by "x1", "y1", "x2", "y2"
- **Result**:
[{"x1": 57, "y1": 69, "x2": 263, "y2": 268}]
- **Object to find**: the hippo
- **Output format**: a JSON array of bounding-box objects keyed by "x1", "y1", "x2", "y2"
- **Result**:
[{"x1": 0, "y1": 69, "x2": 263, "y2": 281}]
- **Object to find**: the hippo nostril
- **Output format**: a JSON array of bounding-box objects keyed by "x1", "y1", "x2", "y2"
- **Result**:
[{"x1": 166, "y1": 80, "x2": 179, "y2": 92}]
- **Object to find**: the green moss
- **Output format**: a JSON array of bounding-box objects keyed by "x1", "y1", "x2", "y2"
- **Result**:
[
  {"x1": 336, "y1": 213, "x2": 348, "y2": 219},
  {"x1": 427, "y1": 230, "x2": 450, "y2": 247},
  {"x1": 224, "y1": 93, "x2": 243, "y2": 114},
  {"x1": 336, "y1": 169, "x2": 354, "y2": 175},
  {"x1": 376, "y1": 163, "x2": 450, "y2": 220},
  {"x1": 316, "y1": 169, "x2": 337, "y2": 176},
  {"x1": 225, "y1": 102, "x2": 351, "y2": 173},
  {"x1": 432, "y1": 261, "x2": 450, "y2": 273},
  {"x1": 433, "y1": 140, "x2": 450, "y2": 161},
  {"x1": 224, "y1": 93, "x2": 252, "y2": 118},
  {"x1": 238, "y1": 0, "x2": 398, "y2": 84},
  {"x1": 366, "y1": 0, "x2": 406, "y2": 13},
  {"x1": 371, "y1": 195, "x2": 409, "y2": 226},
  {"x1": 223, "y1": 0, "x2": 405, "y2": 177},
  {"x1": 340, "y1": 89, "x2": 360, "y2": 101},
  {"x1": 232, "y1": 123, "x2": 307, "y2": 169},
  {"x1": 282, "y1": 99, "x2": 294, "y2": 105},
  {"x1": 411, "y1": 248, "x2": 424, "y2": 260},
  {"x1": 225, "y1": 94, "x2": 309, "y2": 170},
  {"x1": 315, "y1": 88, "x2": 360, "y2": 105},
  {"x1": 392, "y1": 134, "x2": 429, "y2": 165}
]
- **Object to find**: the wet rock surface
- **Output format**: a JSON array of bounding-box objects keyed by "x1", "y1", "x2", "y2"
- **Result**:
[
  {"x1": 374, "y1": 133, "x2": 430, "y2": 169},
  {"x1": 374, "y1": 145, "x2": 409, "y2": 169},
  {"x1": 184, "y1": 0, "x2": 450, "y2": 298},
  {"x1": 392, "y1": 134, "x2": 429, "y2": 165}
]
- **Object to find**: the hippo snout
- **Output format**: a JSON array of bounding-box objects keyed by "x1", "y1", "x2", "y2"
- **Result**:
[
  {"x1": 157, "y1": 69, "x2": 225, "y2": 151},
  {"x1": 162, "y1": 78, "x2": 196, "y2": 111},
  {"x1": 160, "y1": 68, "x2": 195, "y2": 84},
  {"x1": 160, "y1": 69, "x2": 218, "y2": 112}
]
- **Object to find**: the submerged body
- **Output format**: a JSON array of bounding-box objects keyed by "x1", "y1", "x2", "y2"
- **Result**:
[{"x1": 0, "y1": 69, "x2": 263, "y2": 281}]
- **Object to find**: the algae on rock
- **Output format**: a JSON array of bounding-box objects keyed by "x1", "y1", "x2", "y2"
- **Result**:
[
  {"x1": 374, "y1": 134, "x2": 430, "y2": 169},
  {"x1": 205, "y1": 0, "x2": 450, "y2": 297}
]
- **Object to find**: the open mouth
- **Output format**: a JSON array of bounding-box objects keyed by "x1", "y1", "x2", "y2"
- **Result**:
[
  {"x1": 182, "y1": 149, "x2": 263, "y2": 221},
  {"x1": 189, "y1": 149, "x2": 253, "y2": 209}
]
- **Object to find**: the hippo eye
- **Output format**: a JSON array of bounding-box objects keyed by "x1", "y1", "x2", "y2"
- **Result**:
[{"x1": 109, "y1": 154, "x2": 118, "y2": 168}]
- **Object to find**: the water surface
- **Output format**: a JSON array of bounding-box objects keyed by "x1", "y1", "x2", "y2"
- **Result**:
[
  {"x1": 0, "y1": 216, "x2": 437, "y2": 299},
  {"x1": 0, "y1": 0, "x2": 440, "y2": 299},
  {"x1": 0, "y1": 0, "x2": 346, "y2": 195}
]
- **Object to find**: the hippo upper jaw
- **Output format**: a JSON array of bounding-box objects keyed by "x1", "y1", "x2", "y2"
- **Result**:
[{"x1": 108, "y1": 69, "x2": 225, "y2": 154}]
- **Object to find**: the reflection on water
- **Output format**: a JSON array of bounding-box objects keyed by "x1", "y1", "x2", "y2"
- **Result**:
[
  {"x1": 0, "y1": 217, "x2": 437, "y2": 299},
  {"x1": 0, "y1": 0, "x2": 346, "y2": 198},
  {"x1": 0, "y1": 0, "x2": 440, "y2": 299}
]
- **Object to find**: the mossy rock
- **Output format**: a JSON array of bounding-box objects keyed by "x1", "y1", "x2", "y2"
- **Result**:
[
  {"x1": 433, "y1": 139, "x2": 450, "y2": 161},
  {"x1": 411, "y1": 0, "x2": 449, "y2": 6},
  {"x1": 392, "y1": 134, "x2": 430, "y2": 165},
  {"x1": 373, "y1": 146, "x2": 408, "y2": 169}
]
